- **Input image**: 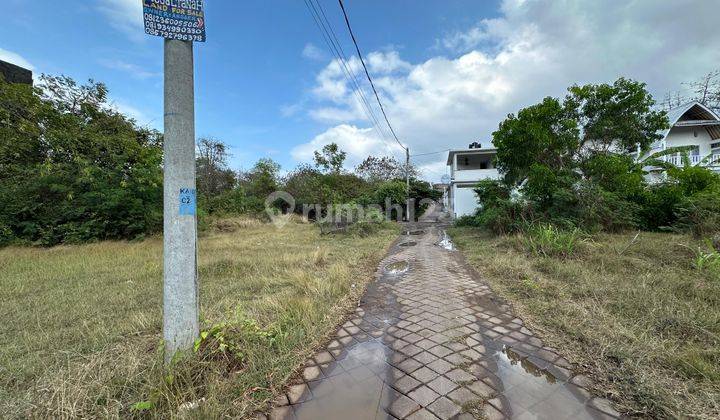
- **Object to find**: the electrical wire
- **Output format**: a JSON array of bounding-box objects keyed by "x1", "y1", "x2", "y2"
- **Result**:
[
  {"x1": 337, "y1": 0, "x2": 406, "y2": 151},
  {"x1": 302, "y1": 0, "x2": 401, "y2": 160},
  {"x1": 411, "y1": 149, "x2": 451, "y2": 157}
]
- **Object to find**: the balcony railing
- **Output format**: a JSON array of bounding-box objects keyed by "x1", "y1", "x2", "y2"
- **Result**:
[{"x1": 663, "y1": 154, "x2": 720, "y2": 167}]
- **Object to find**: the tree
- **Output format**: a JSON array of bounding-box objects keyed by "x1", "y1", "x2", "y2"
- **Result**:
[
  {"x1": 355, "y1": 155, "x2": 417, "y2": 182},
  {"x1": 313, "y1": 143, "x2": 346, "y2": 173},
  {"x1": 239, "y1": 158, "x2": 281, "y2": 199},
  {"x1": 493, "y1": 96, "x2": 580, "y2": 185},
  {"x1": 196, "y1": 137, "x2": 236, "y2": 197},
  {"x1": 566, "y1": 77, "x2": 669, "y2": 154},
  {"x1": 0, "y1": 75, "x2": 164, "y2": 245}
]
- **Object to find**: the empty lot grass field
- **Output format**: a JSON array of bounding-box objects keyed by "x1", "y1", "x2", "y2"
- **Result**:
[
  {"x1": 450, "y1": 227, "x2": 720, "y2": 419},
  {"x1": 0, "y1": 219, "x2": 398, "y2": 418}
]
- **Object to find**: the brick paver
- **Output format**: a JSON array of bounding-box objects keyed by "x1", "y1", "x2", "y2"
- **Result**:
[{"x1": 268, "y1": 208, "x2": 621, "y2": 419}]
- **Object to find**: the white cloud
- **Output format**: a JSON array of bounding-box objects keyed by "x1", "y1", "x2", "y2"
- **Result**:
[
  {"x1": 0, "y1": 48, "x2": 34, "y2": 70},
  {"x1": 302, "y1": 43, "x2": 325, "y2": 61},
  {"x1": 97, "y1": 0, "x2": 143, "y2": 40},
  {"x1": 293, "y1": 0, "x2": 720, "y2": 181},
  {"x1": 99, "y1": 59, "x2": 159, "y2": 79},
  {"x1": 109, "y1": 98, "x2": 158, "y2": 128},
  {"x1": 291, "y1": 124, "x2": 405, "y2": 169}
]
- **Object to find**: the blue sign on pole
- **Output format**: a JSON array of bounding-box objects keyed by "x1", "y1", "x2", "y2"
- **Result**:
[
  {"x1": 143, "y1": 0, "x2": 206, "y2": 42},
  {"x1": 179, "y1": 188, "x2": 197, "y2": 216}
]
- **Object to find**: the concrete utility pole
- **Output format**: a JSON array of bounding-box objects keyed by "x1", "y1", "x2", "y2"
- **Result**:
[
  {"x1": 163, "y1": 38, "x2": 199, "y2": 362},
  {"x1": 406, "y1": 147, "x2": 411, "y2": 222}
]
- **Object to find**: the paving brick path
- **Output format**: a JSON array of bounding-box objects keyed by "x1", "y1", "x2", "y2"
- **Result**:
[{"x1": 269, "y1": 211, "x2": 621, "y2": 419}]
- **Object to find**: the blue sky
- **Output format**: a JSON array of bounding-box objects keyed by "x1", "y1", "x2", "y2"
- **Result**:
[{"x1": 2, "y1": 0, "x2": 719, "y2": 180}]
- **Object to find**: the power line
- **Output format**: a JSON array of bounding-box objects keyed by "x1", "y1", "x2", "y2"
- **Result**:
[
  {"x1": 337, "y1": 0, "x2": 406, "y2": 151},
  {"x1": 302, "y1": 0, "x2": 400, "y2": 159},
  {"x1": 307, "y1": 0, "x2": 399, "y2": 158},
  {"x1": 411, "y1": 149, "x2": 451, "y2": 157}
]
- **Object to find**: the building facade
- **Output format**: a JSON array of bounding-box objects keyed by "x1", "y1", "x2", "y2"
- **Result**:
[
  {"x1": 446, "y1": 147, "x2": 501, "y2": 218},
  {"x1": 643, "y1": 101, "x2": 720, "y2": 178}
]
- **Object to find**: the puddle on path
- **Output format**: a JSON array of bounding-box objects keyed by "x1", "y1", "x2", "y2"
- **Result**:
[
  {"x1": 499, "y1": 346, "x2": 556, "y2": 383},
  {"x1": 494, "y1": 346, "x2": 590, "y2": 418},
  {"x1": 293, "y1": 341, "x2": 390, "y2": 420},
  {"x1": 399, "y1": 241, "x2": 417, "y2": 247},
  {"x1": 437, "y1": 231, "x2": 455, "y2": 251},
  {"x1": 384, "y1": 261, "x2": 409, "y2": 274}
]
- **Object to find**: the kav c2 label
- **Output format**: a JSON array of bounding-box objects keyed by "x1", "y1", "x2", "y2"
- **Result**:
[{"x1": 179, "y1": 188, "x2": 196, "y2": 216}]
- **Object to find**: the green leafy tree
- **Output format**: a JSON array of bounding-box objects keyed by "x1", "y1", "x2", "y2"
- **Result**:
[
  {"x1": 493, "y1": 97, "x2": 580, "y2": 186},
  {"x1": 313, "y1": 143, "x2": 347, "y2": 173},
  {"x1": 238, "y1": 158, "x2": 281, "y2": 210},
  {"x1": 566, "y1": 77, "x2": 669, "y2": 154},
  {"x1": 0, "y1": 75, "x2": 163, "y2": 245}
]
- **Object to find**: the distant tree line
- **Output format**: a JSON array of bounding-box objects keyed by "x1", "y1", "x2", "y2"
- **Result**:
[{"x1": 0, "y1": 74, "x2": 439, "y2": 246}]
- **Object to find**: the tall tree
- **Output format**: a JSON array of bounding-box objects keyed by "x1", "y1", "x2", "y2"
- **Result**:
[
  {"x1": 313, "y1": 143, "x2": 346, "y2": 173},
  {"x1": 685, "y1": 70, "x2": 720, "y2": 113},
  {"x1": 493, "y1": 96, "x2": 580, "y2": 185},
  {"x1": 196, "y1": 137, "x2": 235, "y2": 196},
  {"x1": 566, "y1": 77, "x2": 669, "y2": 154}
]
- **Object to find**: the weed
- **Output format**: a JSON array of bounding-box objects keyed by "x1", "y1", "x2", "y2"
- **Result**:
[{"x1": 521, "y1": 224, "x2": 584, "y2": 258}]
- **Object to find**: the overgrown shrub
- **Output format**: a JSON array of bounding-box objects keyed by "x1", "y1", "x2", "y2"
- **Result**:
[
  {"x1": 575, "y1": 183, "x2": 640, "y2": 232},
  {"x1": 637, "y1": 184, "x2": 686, "y2": 231},
  {"x1": 675, "y1": 191, "x2": 720, "y2": 237},
  {"x1": 522, "y1": 224, "x2": 584, "y2": 258},
  {"x1": 0, "y1": 76, "x2": 164, "y2": 246},
  {"x1": 668, "y1": 165, "x2": 720, "y2": 196}
]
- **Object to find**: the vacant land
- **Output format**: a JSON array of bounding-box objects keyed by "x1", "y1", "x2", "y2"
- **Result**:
[
  {"x1": 450, "y1": 227, "x2": 720, "y2": 418},
  {"x1": 0, "y1": 218, "x2": 397, "y2": 418}
]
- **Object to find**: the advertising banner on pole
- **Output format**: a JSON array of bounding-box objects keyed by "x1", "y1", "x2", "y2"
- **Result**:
[{"x1": 143, "y1": 0, "x2": 206, "y2": 42}]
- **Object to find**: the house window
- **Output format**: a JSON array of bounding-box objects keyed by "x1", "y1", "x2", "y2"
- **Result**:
[{"x1": 711, "y1": 142, "x2": 720, "y2": 150}]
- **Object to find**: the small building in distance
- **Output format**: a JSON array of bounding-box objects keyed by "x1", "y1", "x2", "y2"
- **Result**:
[
  {"x1": 446, "y1": 143, "x2": 501, "y2": 218},
  {"x1": 0, "y1": 59, "x2": 33, "y2": 85}
]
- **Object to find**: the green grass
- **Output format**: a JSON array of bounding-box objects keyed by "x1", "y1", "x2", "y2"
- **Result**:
[
  {"x1": 450, "y1": 227, "x2": 720, "y2": 419},
  {"x1": 0, "y1": 218, "x2": 398, "y2": 418}
]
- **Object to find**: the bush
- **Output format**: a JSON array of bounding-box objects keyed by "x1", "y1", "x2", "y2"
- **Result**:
[
  {"x1": 474, "y1": 179, "x2": 511, "y2": 209},
  {"x1": 522, "y1": 224, "x2": 583, "y2": 258},
  {"x1": 575, "y1": 183, "x2": 640, "y2": 232},
  {"x1": 0, "y1": 76, "x2": 164, "y2": 246},
  {"x1": 637, "y1": 184, "x2": 686, "y2": 230},
  {"x1": 203, "y1": 187, "x2": 248, "y2": 215},
  {"x1": 668, "y1": 165, "x2": 720, "y2": 196},
  {"x1": 675, "y1": 191, "x2": 720, "y2": 237},
  {"x1": 580, "y1": 152, "x2": 645, "y2": 199}
]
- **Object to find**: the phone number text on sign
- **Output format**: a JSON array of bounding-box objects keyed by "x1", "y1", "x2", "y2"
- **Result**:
[{"x1": 143, "y1": 0, "x2": 206, "y2": 42}]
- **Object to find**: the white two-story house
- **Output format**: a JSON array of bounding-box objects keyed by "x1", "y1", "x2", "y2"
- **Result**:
[
  {"x1": 643, "y1": 101, "x2": 720, "y2": 179},
  {"x1": 446, "y1": 146, "x2": 501, "y2": 218},
  {"x1": 446, "y1": 101, "x2": 720, "y2": 218}
]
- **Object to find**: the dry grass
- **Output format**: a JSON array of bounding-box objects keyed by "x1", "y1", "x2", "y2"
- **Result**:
[
  {"x1": 450, "y1": 227, "x2": 720, "y2": 419},
  {"x1": 0, "y1": 219, "x2": 398, "y2": 418}
]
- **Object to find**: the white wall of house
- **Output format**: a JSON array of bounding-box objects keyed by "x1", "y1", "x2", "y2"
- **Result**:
[
  {"x1": 447, "y1": 149, "x2": 502, "y2": 218},
  {"x1": 452, "y1": 185, "x2": 480, "y2": 218},
  {"x1": 666, "y1": 126, "x2": 714, "y2": 155}
]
